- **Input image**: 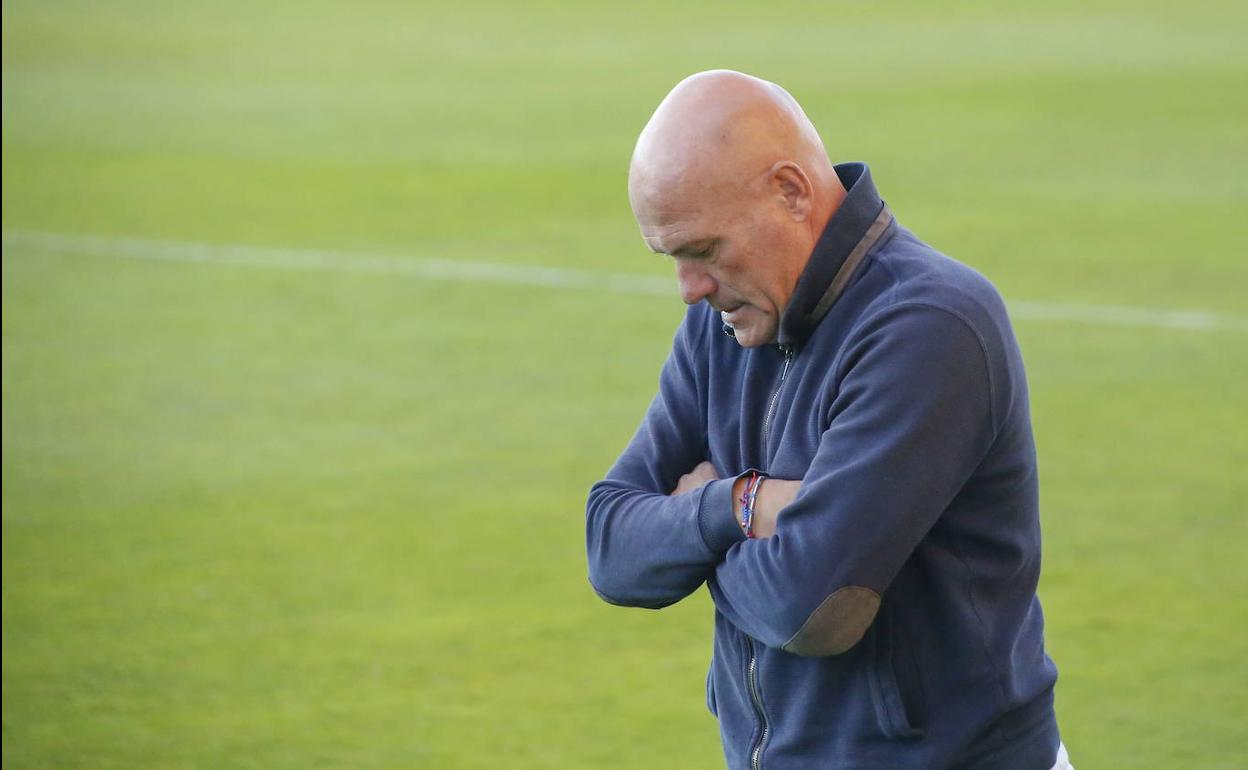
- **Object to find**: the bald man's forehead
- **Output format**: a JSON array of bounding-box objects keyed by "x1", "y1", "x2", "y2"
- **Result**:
[
  {"x1": 631, "y1": 188, "x2": 704, "y2": 243},
  {"x1": 629, "y1": 159, "x2": 716, "y2": 220}
]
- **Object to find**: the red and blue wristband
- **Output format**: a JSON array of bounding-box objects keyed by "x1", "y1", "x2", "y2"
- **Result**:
[{"x1": 739, "y1": 472, "x2": 765, "y2": 539}]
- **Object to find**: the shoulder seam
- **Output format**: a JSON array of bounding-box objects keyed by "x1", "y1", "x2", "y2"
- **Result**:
[{"x1": 841, "y1": 300, "x2": 1000, "y2": 434}]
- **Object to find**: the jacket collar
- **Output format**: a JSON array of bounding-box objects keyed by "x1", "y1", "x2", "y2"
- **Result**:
[{"x1": 775, "y1": 162, "x2": 891, "y2": 348}]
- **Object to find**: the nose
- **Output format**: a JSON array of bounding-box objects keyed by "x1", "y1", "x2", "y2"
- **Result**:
[{"x1": 675, "y1": 258, "x2": 717, "y2": 306}]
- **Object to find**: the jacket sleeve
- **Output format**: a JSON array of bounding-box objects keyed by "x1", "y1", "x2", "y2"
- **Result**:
[
  {"x1": 586, "y1": 310, "x2": 748, "y2": 609},
  {"x1": 708, "y1": 303, "x2": 1000, "y2": 654}
]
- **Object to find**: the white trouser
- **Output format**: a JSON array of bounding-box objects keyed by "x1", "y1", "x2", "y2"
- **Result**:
[{"x1": 1050, "y1": 743, "x2": 1074, "y2": 770}]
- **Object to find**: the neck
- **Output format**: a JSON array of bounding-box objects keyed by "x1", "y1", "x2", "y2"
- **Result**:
[{"x1": 807, "y1": 173, "x2": 848, "y2": 243}]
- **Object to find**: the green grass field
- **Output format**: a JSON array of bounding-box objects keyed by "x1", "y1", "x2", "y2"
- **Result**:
[{"x1": 3, "y1": 1, "x2": 1246, "y2": 768}]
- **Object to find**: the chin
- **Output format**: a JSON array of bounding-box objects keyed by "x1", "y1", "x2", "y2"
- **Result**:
[{"x1": 732, "y1": 327, "x2": 776, "y2": 348}]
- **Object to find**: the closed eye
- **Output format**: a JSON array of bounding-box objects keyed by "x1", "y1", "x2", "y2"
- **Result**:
[
  {"x1": 653, "y1": 238, "x2": 718, "y2": 262},
  {"x1": 680, "y1": 240, "x2": 717, "y2": 260}
]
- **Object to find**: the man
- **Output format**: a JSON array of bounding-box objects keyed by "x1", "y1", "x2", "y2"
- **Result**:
[{"x1": 585, "y1": 70, "x2": 1072, "y2": 770}]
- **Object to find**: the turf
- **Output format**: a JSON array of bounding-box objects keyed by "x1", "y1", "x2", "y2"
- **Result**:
[{"x1": 3, "y1": 1, "x2": 1246, "y2": 768}]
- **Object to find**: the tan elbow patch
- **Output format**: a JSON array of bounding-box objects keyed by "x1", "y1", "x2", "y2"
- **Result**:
[{"x1": 782, "y1": 586, "x2": 881, "y2": 656}]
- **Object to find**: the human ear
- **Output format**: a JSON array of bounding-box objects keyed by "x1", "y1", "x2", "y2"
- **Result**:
[{"x1": 769, "y1": 162, "x2": 813, "y2": 222}]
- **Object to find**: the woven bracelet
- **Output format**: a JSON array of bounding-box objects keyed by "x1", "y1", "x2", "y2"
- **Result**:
[{"x1": 739, "y1": 472, "x2": 764, "y2": 539}]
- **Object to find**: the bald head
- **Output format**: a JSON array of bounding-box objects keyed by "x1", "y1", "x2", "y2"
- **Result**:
[
  {"x1": 628, "y1": 70, "x2": 838, "y2": 220},
  {"x1": 626, "y1": 71, "x2": 847, "y2": 347}
]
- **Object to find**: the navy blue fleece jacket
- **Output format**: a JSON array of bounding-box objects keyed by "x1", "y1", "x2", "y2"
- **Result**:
[{"x1": 586, "y1": 163, "x2": 1060, "y2": 770}]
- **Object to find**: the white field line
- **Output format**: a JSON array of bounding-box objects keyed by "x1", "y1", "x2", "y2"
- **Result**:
[{"x1": 4, "y1": 229, "x2": 1245, "y2": 333}]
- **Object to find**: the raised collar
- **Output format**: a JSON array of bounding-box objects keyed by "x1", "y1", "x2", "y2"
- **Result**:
[{"x1": 775, "y1": 162, "x2": 891, "y2": 348}]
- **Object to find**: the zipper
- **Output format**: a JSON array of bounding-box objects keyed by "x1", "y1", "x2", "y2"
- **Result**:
[
  {"x1": 747, "y1": 638, "x2": 769, "y2": 770},
  {"x1": 746, "y1": 343, "x2": 791, "y2": 770},
  {"x1": 760, "y1": 344, "x2": 794, "y2": 461}
]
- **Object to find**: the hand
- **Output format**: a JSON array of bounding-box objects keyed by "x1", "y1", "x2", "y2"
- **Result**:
[
  {"x1": 733, "y1": 477, "x2": 801, "y2": 538},
  {"x1": 670, "y1": 461, "x2": 719, "y2": 495}
]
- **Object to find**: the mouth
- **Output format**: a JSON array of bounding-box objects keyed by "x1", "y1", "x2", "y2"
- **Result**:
[{"x1": 719, "y1": 305, "x2": 746, "y2": 324}]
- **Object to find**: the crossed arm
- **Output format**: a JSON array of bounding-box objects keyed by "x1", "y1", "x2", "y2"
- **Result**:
[{"x1": 586, "y1": 303, "x2": 998, "y2": 655}]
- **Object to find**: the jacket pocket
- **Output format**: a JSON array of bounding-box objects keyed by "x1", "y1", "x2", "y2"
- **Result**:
[
  {"x1": 705, "y1": 665, "x2": 718, "y2": 716},
  {"x1": 867, "y1": 603, "x2": 925, "y2": 740}
]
